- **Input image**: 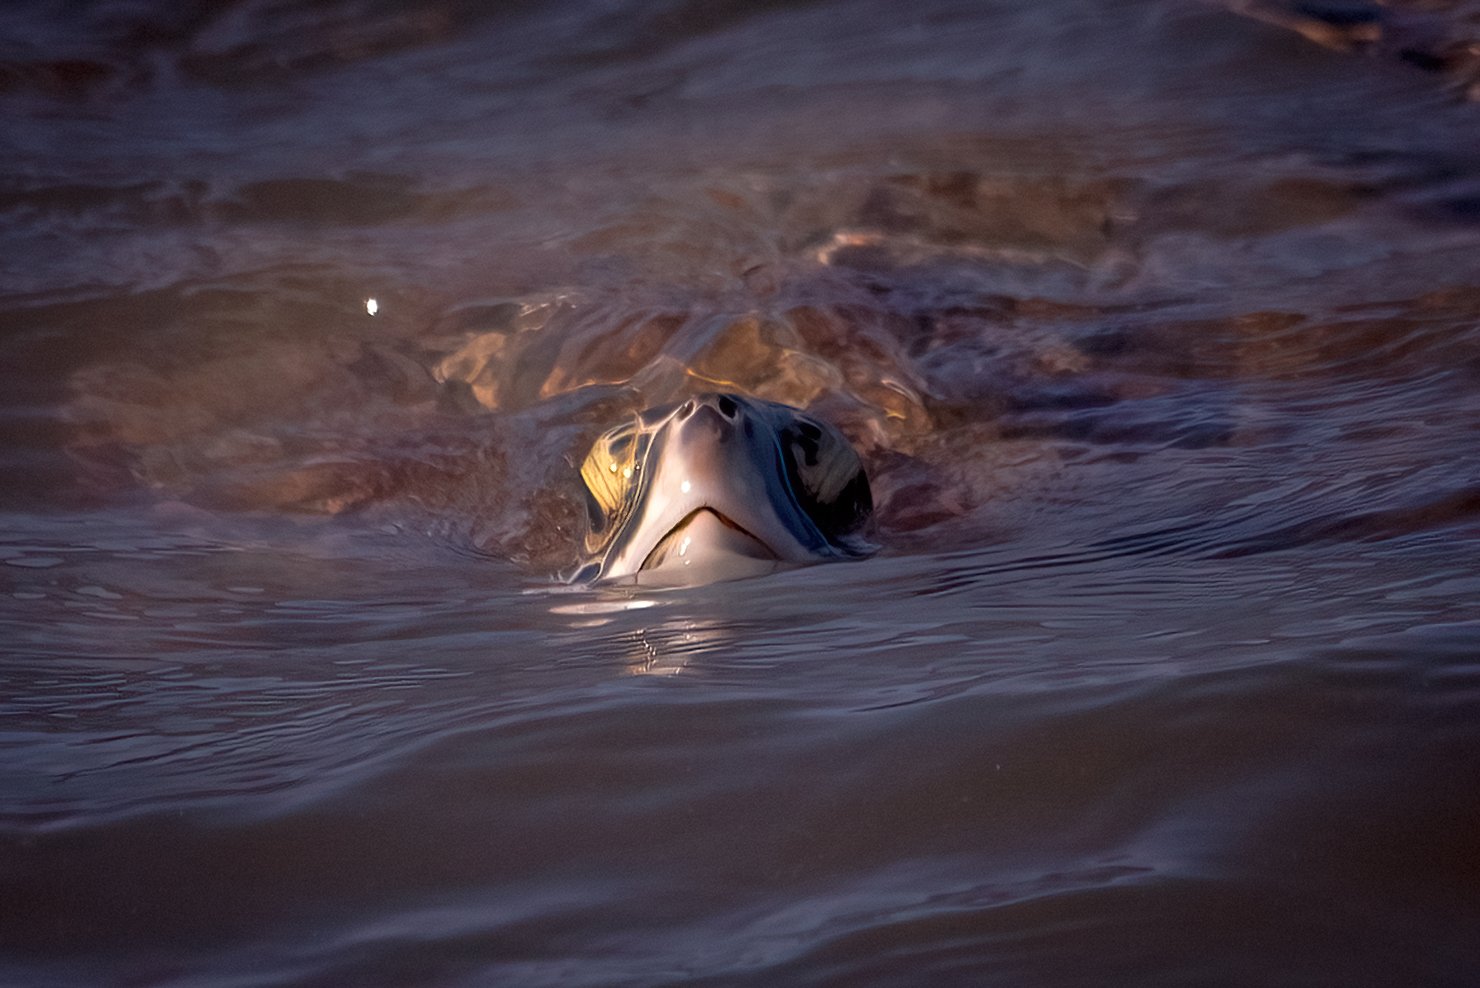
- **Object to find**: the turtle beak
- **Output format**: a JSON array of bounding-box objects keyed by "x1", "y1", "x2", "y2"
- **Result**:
[
  {"x1": 640, "y1": 506, "x2": 778, "y2": 574},
  {"x1": 594, "y1": 397, "x2": 837, "y2": 585}
]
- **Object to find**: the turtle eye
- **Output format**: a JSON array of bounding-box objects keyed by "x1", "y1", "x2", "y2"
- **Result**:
[
  {"x1": 782, "y1": 418, "x2": 872, "y2": 539},
  {"x1": 583, "y1": 486, "x2": 610, "y2": 541},
  {"x1": 580, "y1": 424, "x2": 641, "y2": 551}
]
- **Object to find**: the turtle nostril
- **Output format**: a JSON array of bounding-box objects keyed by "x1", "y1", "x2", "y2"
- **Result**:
[
  {"x1": 678, "y1": 399, "x2": 695, "y2": 418},
  {"x1": 717, "y1": 395, "x2": 737, "y2": 418}
]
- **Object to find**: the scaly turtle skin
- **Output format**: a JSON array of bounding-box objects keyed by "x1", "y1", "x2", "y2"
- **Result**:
[{"x1": 573, "y1": 393, "x2": 874, "y2": 587}]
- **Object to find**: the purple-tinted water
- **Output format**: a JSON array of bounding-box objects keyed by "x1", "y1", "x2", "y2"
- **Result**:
[{"x1": 2, "y1": 1, "x2": 1479, "y2": 985}]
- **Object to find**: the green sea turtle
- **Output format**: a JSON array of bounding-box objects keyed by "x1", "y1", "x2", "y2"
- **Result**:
[
  {"x1": 572, "y1": 392, "x2": 875, "y2": 587},
  {"x1": 59, "y1": 169, "x2": 1281, "y2": 585}
]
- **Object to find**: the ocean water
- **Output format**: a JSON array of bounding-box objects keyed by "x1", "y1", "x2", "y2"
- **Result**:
[{"x1": 2, "y1": 1, "x2": 1479, "y2": 984}]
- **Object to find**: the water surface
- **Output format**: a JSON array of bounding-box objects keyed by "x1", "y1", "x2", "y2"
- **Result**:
[{"x1": 3, "y1": 1, "x2": 1479, "y2": 985}]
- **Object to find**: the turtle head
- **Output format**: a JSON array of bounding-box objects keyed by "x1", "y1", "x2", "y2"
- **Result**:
[{"x1": 574, "y1": 393, "x2": 873, "y2": 586}]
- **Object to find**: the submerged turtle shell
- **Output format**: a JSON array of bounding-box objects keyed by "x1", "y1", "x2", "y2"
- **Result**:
[{"x1": 59, "y1": 166, "x2": 1355, "y2": 571}]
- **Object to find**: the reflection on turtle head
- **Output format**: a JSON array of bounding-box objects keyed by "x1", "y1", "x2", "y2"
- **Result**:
[{"x1": 575, "y1": 392, "x2": 874, "y2": 587}]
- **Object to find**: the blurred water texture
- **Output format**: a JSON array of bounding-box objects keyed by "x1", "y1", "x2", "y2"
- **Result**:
[{"x1": 1, "y1": 1, "x2": 1479, "y2": 985}]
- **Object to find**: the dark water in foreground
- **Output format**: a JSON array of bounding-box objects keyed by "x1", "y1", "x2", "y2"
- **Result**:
[{"x1": 3, "y1": 1, "x2": 1480, "y2": 985}]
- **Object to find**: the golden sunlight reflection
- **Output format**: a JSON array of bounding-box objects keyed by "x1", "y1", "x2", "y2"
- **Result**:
[
  {"x1": 540, "y1": 590, "x2": 737, "y2": 676},
  {"x1": 622, "y1": 616, "x2": 736, "y2": 676}
]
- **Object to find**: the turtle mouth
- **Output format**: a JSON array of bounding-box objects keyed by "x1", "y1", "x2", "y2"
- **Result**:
[{"x1": 640, "y1": 507, "x2": 779, "y2": 572}]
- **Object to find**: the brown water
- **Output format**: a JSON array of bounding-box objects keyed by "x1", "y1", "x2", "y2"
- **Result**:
[{"x1": 4, "y1": 1, "x2": 1480, "y2": 985}]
